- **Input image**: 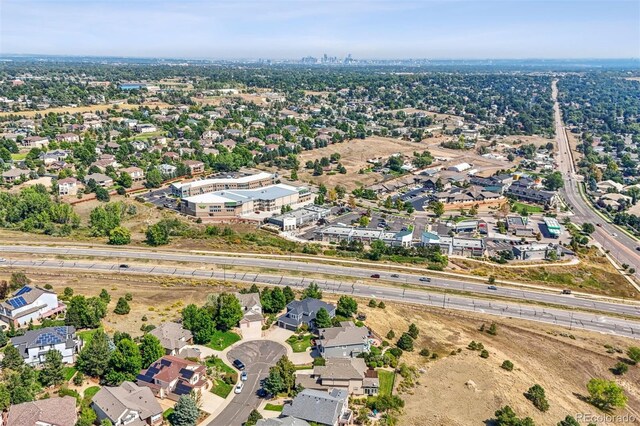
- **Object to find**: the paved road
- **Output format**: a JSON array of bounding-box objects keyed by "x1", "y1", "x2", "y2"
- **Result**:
[
  {"x1": 552, "y1": 80, "x2": 640, "y2": 280},
  {"x1": 212, "y1": 341, "x2": 286, "y2": 426},
  {"x1": 1, "y1": 245, "x2": 639, "y2": 318},
  {"x1": 2, "y1": 255, "x2": 640, "y2": 339}
]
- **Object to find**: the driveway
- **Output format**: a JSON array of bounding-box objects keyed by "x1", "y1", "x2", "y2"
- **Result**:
[{"x1": 208, "y1": 340, "x2": 286, "y2": 426}]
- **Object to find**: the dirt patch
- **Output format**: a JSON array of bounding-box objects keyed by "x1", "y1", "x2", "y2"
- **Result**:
[
  {"x1": 360, "y1": 302, "x2": 640, "y2": 426},
  {"x1": 0, "y1": 101, "x2": 171, "y2": 118}
]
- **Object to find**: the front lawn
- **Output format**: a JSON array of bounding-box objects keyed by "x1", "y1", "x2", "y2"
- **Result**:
[
  {"x1": 163, "y1": 408, "x2": 174, "y2": 420},
  {"x1": 206, "y1": 330, "x2": 241, "y2": 351},
  {"x1": 63, "y1": 366, "x2": 77, "y2": 381},
  {"x1": 205, "y1": 356, "x2": 236, "y2": 375},
  {"x1": 211, "y1": 378, "x2": 233, "y2": 398},
  {"x1": 286, "y1": 334, "x2": 313, "y2": 353},
  {"x1": 84, "y1": 386, "x2": 101, "y2": 401},
  {"x1": 264, "y1": 403, "x2": 284, "y2": 412},
  {"x1": 78, "y1": 329, "x2": 98, "y2": 346},
  {"x1": 512, "y1": 201, "x2": 543, "y2": 214},
  {"x1": 378, "y1": 370, "x2": 395, "y2": 397}
]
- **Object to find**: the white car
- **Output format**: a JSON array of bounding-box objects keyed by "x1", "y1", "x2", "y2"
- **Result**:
[
  {"x1": 0, "y1": 258, "x2": 5, "y2": 262},
  {"x1": 234, "y1": 381, "x2": 244, "y2": 394}
]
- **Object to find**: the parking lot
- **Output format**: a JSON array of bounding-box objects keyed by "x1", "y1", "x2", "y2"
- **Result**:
[{"x1": 138, "y1": 187, "x2": 179, "y2": 210}]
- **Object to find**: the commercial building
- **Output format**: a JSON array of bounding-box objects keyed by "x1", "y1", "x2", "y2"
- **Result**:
[
  {"x1": 180, "y1": 184, "x2": 312, "y2": 219},
  {"x1": 543, "y1": 217, "x2": 562, "y2": 238},
  {"x1": 170, "y1": 171, "x2": 276, "y2": 197},
  {"x1": 268, "y1": 205, "x2": 332, "y2": 231},
  {"x1": 314, "y1": 226, "x2": 413, "y2": 247}
]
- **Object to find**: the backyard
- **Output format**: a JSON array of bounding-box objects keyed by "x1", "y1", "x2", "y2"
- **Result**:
[
  {"x1": 377, "y1": 369, "x2": 396, "y2": 397},
  {"x1": 286, "y1": 333, "x2": 313, "y2": 353},
  {"x1": 206, "y1": 330, "x2": 242, "y2": 351}
]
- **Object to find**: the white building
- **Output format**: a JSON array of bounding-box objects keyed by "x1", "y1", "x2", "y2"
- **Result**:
[
  {"x1": 0, "y1": 286, "x2": 64, "y2": 327},
  {"x1": 10, "y1": 326, "x2": 82, "y2": 366}
]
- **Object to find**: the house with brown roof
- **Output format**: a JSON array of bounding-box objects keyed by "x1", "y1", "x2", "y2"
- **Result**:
[
  {"x1": 121, "y1": 166, "x2": 145, "y2": 182},
  {"x1": 183, "y1": 160, "x2": 205, "y2": 175},
  {"x1": 296, "y1": 357, "x2": 379, "y2": 396},
  {"x1": 5, "y1": 396, "x2": 77, "y2": 426},
  {"x1": 148, "y1": 322, "x2": 193, "y2": 356},
  {"x1": 1, "y1": 168, "x2": 31, "y2": 183},
  {"x1": 317, "y1": 322, "x2": 370, "y2": 358},
  {"x1": 136, "y1": 355, "x2": 207, "y2": 400},
  {"x1": 56, "y1": 133, "x2": 80, "y2": 143},
  {"x1": 21, "y1": 135, "x2": 49, "y2": 148},
  {"x1": 58, "y1": 177, "x2": 81, "y2": 196},
  {"x1": 92, "y1": 381, "x2": 163, "y2": 426},
  {"x1": 235, "y1": 292, "x2": 264, "y2": 339}
]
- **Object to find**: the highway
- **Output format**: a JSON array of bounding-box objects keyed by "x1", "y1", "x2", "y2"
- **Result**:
[
  {"x1": 1, "y1": 255, "x2": 639, "y2": 339},
  {"x1": 1, "y1": 245, "x2": 640, "y2": 319},
  {"x1": 552, "y1": 80, "x2": 640, "y2": 280}
]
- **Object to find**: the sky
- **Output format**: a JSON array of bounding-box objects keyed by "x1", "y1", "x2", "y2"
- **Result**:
[{"x1": 1, "y1": 0, "x2": 639, "y2": 60}]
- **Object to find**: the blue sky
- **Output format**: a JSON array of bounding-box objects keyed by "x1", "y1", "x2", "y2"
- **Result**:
[{"x1": 1, "y1": 0, "x2": 638, "y2": 59}]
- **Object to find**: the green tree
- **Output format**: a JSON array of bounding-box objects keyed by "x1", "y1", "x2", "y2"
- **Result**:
[
  {"x1": 65, "y1": 295, "x2": 107, "y2": 329},
  {"x1": 429, "y1": 201, "x2": 445, "y2": 217},
  {"x1": 314, "y1": 308, "x2": 333, "y2": 328},
  {"x1": 95, "y1": 187, "x2": 110, "y2": 202},
  {"x1": 336, "y1": 296, "x2": 358, "y2": 317},
  {"x1": 611, "y1": 362, "x2": 628, "y2": 375},
  {"x1": 108, "y1": 226, "x2": 131, "y2": 245},
  {"x1": 76, "y1": 405, "x2": 98, "y2": 426},
  {"x1": 493, "y1": 406, "x2": 535, "y2": 426},
  {"x1": 245, "y1": 409, "x2": 263, "y2": 426},
  {"x1": 139, "y1": 334, "x2": 165, "y2": 369},
  {"x1": 146, "y1": 223, "x2": 170, "y2": 246},
  {"x1": 627, "y1": 346, "x2": 640, "y2": 364},
  {"x1": 0, "y1": 384, "x2": 10, "y2": 411},
  {"x1": 9, "y1": 272, "x2": 30, "y2": 290},
  {"x1": 586, "y1": 378, "x2": 627, "y2": 410},
  {"x1": 215, "y1": 293, "x2": 243, "y2": 331},
  {"x1": 283, "y1": 286, "x2": 295, "y2": 304},
  {"x1": 99, "y1": 289, "x2": 111, "y2": 304},
  {"x1": 39, "y1": 349, "x2": 65, "y2": 387},
  {"x1": 1, "y1": 345, "x2": 24, "y2": 370},
  {"x1": 0, "y1": 329, "x2": 8, "y2": 347},
  {"x1": 105, "y1": 338, "x2": 142, "y2": 385},
  {"x1": 262, "y1": 367, "x2": 285, "y2": 396},
  {"x1": 145, "y1": 168, "x2": 163, "y2": 188},
  {"x1": 117, "y1": 172, "x2": 132, "y2": 188},
  {"x1": 501, "y1": 360, "x2": 514, "y2": 371},
  {"x1": 181, "y1": 304, "x2": 215, "y2": 344},
  {"x1": 77, "y1": 329, "x2": 111, "y2": 378},
  {"x1": 171, "y1": 395, "x2": 199, "y2": 426},
  {"x1": 557, "y1": 416, "x2": 580, "y2": 426},
  {"x1": 114, "y1": 297, "x2": 131, "y2": 315},
  {"x1": 543, "y1": 171, "x2": 564, "y2": 191},
  {"x1": 408, "y1": 323, "x2": 419, "y2": 339},
  {"x1": 524, "y1": 384, "x2": 549, "y2": 412},
  {"x1": 581, "y1": 223, "x2": 595, "y2": 235},
  {"x1": 300, "y1": 282, "x2": 322, "y2": 300},
  {"x1": 397, "y1": 333, "x2": 414, "y2": 351}
]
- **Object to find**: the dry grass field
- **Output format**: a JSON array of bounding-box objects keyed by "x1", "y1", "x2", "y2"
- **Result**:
[{"x1": 0, "y1": 101, "x2": 171, "y2": 118}]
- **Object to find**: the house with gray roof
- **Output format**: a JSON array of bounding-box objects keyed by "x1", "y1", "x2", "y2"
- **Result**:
[
  {"x1": 10, "y1": 325, "x2": 82, "y2": 366},
  {"x1": 148, "y1": 322, "x2": 193, "y2": 356},
  {"x1": 277, "y1": 298, "x2": 335, "y2": 331},
  {"x1": 281, "y1": 388, "x2": 351, "y2": 426},
  {"x1": 92, "y1": 381, "x2": 163, "y2": 426},
  {"x1": 5, "y1": 396, "x2": 77, "y2": 426},
  {"x1": 317, "y1": 321, "x2": 370, "y2": 358},
  {"x1": 257, "y1": 418, "x2": 310, "y2": 426},
  {"x1": 296, "y1": 357, "x2": 379, "y2": 396},
  {"x1": 0, "y1": 285, "x2": 63, "y2": 327},
  {"x1": 236, "y1": 292, "x2": 264, "y2": 339}
]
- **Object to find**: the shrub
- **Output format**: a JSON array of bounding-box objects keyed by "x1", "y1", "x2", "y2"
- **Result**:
[
  {"x1": 611, "y1": 362, "x2": 629, "y2": 376},
  {"x1": 524, "y1": 384, "x2": 549, "y2": 412},
  {"x1": 501, "y1": 360, "x2": 514, "y2": 371},
  {"x1": 377, "y1": 301, "x2": 386, "y2": 309},
  {"x1": 386, "y1": 330, "x2": 395, "y2": 340},
  {"x1": 368, "y1": 299, "x2": 377, "y2": 307},
  {"x1": 114, "y1": 297, "x2": 130, "y2": 315},
  {"x1": 480, "y1": 349, "x2": 489, "y2": 358},
  {"x1": 419, "y1": 348, "x2": 430, "y2": 357},
  {"x1": 396, "y1": 333, "x2": 414, "y2": 351}
]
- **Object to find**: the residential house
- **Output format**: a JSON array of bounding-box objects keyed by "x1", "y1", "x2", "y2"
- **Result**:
[
  {"x1": 297, "y1": 357, "x2": 379, "y2": 396},
  {"x1": 317, "y1": 322, "x2": 370, "y2": 358},
  {"x1": 136, "y1": 123, "x2": 157, "y2": 133},
  {"x1": 184, "y1": 160, "x2": 205, "y2": 175},
  {"x1": 56, "y1": 133, "x2": 80, "y2": 143},
  {"x1": 256, "y1": 419, "x2": 310, "y2": 426},
  {"x1": 10, "y1": 326, "x2": 82, "y2": 366},
  {"x1": 281, "y1": 389, "x2": 352, "y2": 426},
  {"x1": 58, "y1": 177, "x2": 81, "y2": 196},
  {"x1": 148, "y1": 322, "x2": 193, "y2": 356},
  {"x1": 121, "y1": 166, "x2": 145, "y2": 182},
  {"x1": 39, "y1": 149, "x2": 71, "y2": 165},
  {"x1": 136, "y1": 355, "x2": 207, "y2": 400},
  {"x1": 92, "y1": 381, "x2": 163, "y2": 426},
  {"x1": 277, "y1": 299, "x2": 336, "y2": 331},
  {"x1": 21, "y1": 135, "x2": 49, "y2": 148},
  {"x1": 5, "y1": 396, "x2": 77, "y2": 426},
  {"x1": 2, "y1": 168, "x2": 31, "y2": 183},
  {"x1": 236, "y1": 292, "x2": 264, "y2": 339},
  {"x1": 159, "y1": 164, "x2": 177, "y2": 177},
  {"x1": 85, "y1": 173, "x2": 113, "y2": 187},
  {"x1": 0, "y1": 286, "x2": 64, "y2": 327}
]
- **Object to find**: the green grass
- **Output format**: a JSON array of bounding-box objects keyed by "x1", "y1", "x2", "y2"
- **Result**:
[
  {"x1": 286, "y1": 334, "x2": 313, "y2": 353},
  {"x1": 378, "y1": 370, "x2": 395, "y2": 397},
  {"x1": 264, "y1": 403, "x2": 284, "y2": 412},
  {"x1": 63, "y1": 366, "x2": 77, "y2": 381},
  {"x1": 210, "y1": 378, "x2": 233, "y2": 398},
  {"x1": 78, "y1": 329, "x2": 98, "y2": 346},
  {"x1": 294, "y1": 363, "x2": 314, "y2": 370},
  {"x1": 511, "y1": 201, "x2": 543, "y2": 214},
  {"x1": 206, "y1": 330, "x2": 241, "y2": 351},
  {"x1": 163, "y1": 408, "x2": 174, "y2": 420},
  {"x1": 205, "y1": 356, "x2": 237, "y2": 375},
  {"x1": 83, "y1": 386, "x2": 101, "y2": 401},
  {"x1": 10, "y1": 153, "x2": 27, "y2": 160}
]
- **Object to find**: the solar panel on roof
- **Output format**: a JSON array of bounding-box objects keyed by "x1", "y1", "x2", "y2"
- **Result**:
[
  {"x1": 7, "y1": 296, "x2": 27, "y2": 308},
  {"x1": 15, "y1": 286, "x2": 32, "y2": 296}
]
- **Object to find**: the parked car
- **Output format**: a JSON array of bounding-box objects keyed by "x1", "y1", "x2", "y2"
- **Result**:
[
  {"x1": 487, "y1": 285, "x2": 498, "y2": 290},
  {"x1": 241, "y1": 371, "x2": 248, "y2": 381},
  {"x1": 370, "y1": 274, "x2": 380, "y2": 279},
  {"x1": 419, "y1": 277, "x2": 431, "y2": 282},
  {"x1": 234, "y1": 382, "x2": 244, "y2": 394},
  {"x1": 233, "y1": 359, "x2": 245, "y2": 370}
]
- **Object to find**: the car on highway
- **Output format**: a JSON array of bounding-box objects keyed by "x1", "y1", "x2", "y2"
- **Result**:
[
  {"x1": 419, "y1": 277, "x2": 431, "y2": 282},
  {"x1": 596, "y1": 223, "x2": 602, "y2": 227},
  {"x1": 562, "y1": 289, "x2": 572, "y2": 295},
  {"x1": 390, "y1": 274, "x2": 400, "y2": 278},
  {"x1": 241, "y1": 371, "x2": 248, "y2": 381},
  {"x1": 233, "y1": 359, "x2": 245, "y2": 370},
  {"x1": 636, "y1": 247, "x2": 640, "y2": 252},
  {"x1": 370, "y1": 274, "x2": 380, "y2": 278},
  {"x1": 487, "y1": 285, "x2": 498, "y2": 290},
  {"x1": 612, "y1": 232, "x2": 618, "y2": 237},
  {"x1": 0, "y1": 258, "x2": 5, "y2": 262},
  {"x1": 234, "y1": 382, "x2": 244, "y2": 394},
  {"x1": 119, "y1": 264, "x2": 129, "y2": 269}
]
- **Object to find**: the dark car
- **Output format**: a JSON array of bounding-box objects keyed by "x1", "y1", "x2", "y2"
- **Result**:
[
  {"x1": 233, "y1": 359, "x2": 245, "y2": 370},
  {"x1": 636, "y1": 246, "x2": 640, "y2": 251},
  {"x1": 370, "y1": 274, "x2": 380, "y2": 279},
  {"x1": 390, "y1": 274, "x2": 400, "y2": 278},
  {"x1": 487, "y1": 285, "x2": 498, "y2": 290},
  {"x1": 419, "y1": 277, "x2": 431, "y2": 282},
  {"x1": 562, "y1": 289, "x2": 572, "y2": 295},
  {"x1": 596, "y1": 223, "x2": 602, "y2": 227},
  {"x1": 119, "y1": 264, "x2": 129, "y2": 269}
]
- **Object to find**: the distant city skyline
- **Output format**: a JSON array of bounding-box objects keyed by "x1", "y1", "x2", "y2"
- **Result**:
[{"x1": 1, "y1": 0, "x2": 639, "y2": 60}]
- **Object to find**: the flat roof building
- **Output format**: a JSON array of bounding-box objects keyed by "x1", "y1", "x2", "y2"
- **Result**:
[
  {"x1": 543, "y1": 217, "x2": 562, "y2": 238},
  {"x1": 170, "y1": 172, "x2": 275, "y2": 197}
]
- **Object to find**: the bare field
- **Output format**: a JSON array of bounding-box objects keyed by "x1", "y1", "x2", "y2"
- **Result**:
[
  {"x1": 359, "y1": 301, "x2": 640, "y2": 426},
  {"x1": 499, "y1": 135, "x2": 555, "y2": 148},
  {"x1": 296, "y1": 136, "x2": 428, "y2": 190},
  {"x1": 0, "y1": 101, "x2": 171, "y2": 118}
]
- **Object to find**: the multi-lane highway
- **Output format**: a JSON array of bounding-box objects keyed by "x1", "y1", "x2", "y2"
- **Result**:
[
  {"x1": 1, "y1": 245, "x2": 640, "y2": 318},
  {"x1": 1, "y1": 251, "x2": 640, "y2": 339},
  {"x1": 552, "y1": 80, "x2": 640, "y2": 280}
]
